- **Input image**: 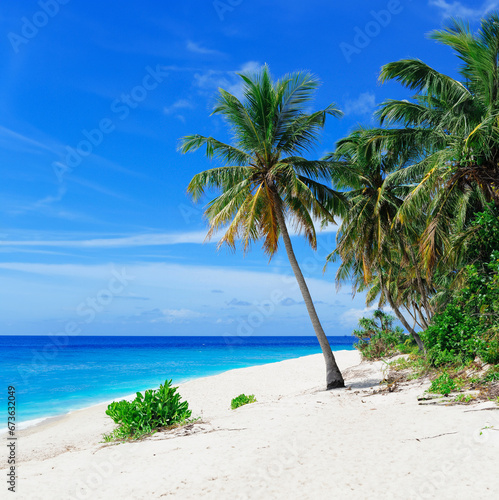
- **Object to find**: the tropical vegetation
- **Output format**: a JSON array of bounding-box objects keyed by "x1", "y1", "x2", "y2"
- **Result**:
[
  {"x1": 104, "y1": 380, "x2": 192, "y2": 441},
  {"x1": 327, "y1": 15, "x2": 499, "y2": 371},
  {"x1": 352, "y1": 309, "x2": 408, "y2": 360},
  {"x1": 180, "y1": 14, "x2": 499, "y2": 392},
  {"x1": 231, "y1": 394, "x2": 257, "y2": 409}
]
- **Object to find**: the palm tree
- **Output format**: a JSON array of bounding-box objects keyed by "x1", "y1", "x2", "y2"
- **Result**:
[
  {"x1": 324, "y1": 128, "x2": 426, "y2": 351},
  {"x1": 376, "y1": 14, "x2": 499, "y2": 272},
  {"x1": 179, "y1": 65, "x2": 346, "y2": 389}
]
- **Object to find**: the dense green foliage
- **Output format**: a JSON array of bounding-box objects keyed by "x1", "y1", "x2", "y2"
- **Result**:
[
  {"x1": 423, "y1": 251, "x2": 499, "y2": 366},
  {"x1": 327, "y1": 16, "x2": 499, "y2": 370},
  {"x1": 231, "y1": 394, "x2": 257, "y2": 409},
  {"x1": 422, "y1": 207, "x2": 499, "y2": 365},
  {"x1": 179, "y1": 15, "x2": 499, "y2": 383},
  {"x1": 352, "y1": 310, "x2": 408, "y2": 360},
  {"x1": 104, "y1": 380, "x2": 192, "y2": 440}
]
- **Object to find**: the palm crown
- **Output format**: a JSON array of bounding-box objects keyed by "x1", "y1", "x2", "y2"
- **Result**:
[
  {"x1": 375, "y1": 14, "x2": 499, "y2": 270},
  {"x1": 180, "y1": 64, "x2": 344, "y2": 257}
]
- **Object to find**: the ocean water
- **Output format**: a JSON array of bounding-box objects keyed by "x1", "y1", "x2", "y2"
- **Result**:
[{"x1": 0, "y1": 335, "x2": 355, "y2": 426}]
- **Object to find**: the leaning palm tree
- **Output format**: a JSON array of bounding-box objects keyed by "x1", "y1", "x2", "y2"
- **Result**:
[
  {"x1": 179, "y1": 65, "x2": 346, "y2": 389},
  {"x1": 376, "y1": 14, "x2": 499, "y2": 272},
  {"x1": 324, "y1": 128, "x2": 426, "y2": 351}
]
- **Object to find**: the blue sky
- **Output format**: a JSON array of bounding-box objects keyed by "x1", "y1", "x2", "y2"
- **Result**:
[{"x1": 0, "y1": 0, "x2": 494, "y2": 336}]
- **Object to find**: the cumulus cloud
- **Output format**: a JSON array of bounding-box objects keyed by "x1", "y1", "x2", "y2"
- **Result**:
[
  {"x1": 343, "y1": 92, "x2": 376, "y2": 116},
  {"x1": 193, "y1": 61, "x2": 261, "y2": 99},
  {"x1": 339, "y1": 305, "x2": 382, "y2": 327},
  {"x1": 163, "y1": 98, "x2": 194, "y2": 115},
  {"x1": 428, "y1": 0, "x2": 499, "y2": 19}
]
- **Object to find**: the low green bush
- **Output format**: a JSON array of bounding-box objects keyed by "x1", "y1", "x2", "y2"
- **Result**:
[
  {"x1": 423, "y1": 253, "x2": 499, "y2": 366},
  {"x1": 484, "y1": 366, "x2": 499, "y2": 383},
  {"x1": 104, "y1": 379, "x2": 192, "y2": 440},
  {"x1": 352, "y1": 309, "x2": 407, "y2": 360},
  {"x1": 231, "y1": 394, "x2": 256, "y2": 409},
  {"x1": 428, "y1": 372, "x2": 463, "y2": 396}
]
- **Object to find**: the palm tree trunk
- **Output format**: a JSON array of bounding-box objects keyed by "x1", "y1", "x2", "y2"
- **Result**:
[
  {"x1": 377, "y1": 266, "x2": 426, "y2": 353},
  {"x1": 407, "y1": 246, "x2": 434, "y2": 318},
  {"x1": 273, "y1": 204, "x2": 345, "y2": 389}
]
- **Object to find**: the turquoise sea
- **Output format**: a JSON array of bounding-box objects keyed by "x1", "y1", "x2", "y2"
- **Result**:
[{"x1": 0, "y1": 335, "x2": 355, "y2": 427}]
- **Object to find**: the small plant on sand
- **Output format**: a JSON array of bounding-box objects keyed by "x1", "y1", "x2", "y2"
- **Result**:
[
  {"x1": 484, "y1": 367, "x2": 499, "y2": 383},
  {"x1": 231, "y1": 394, "x2": 257, "y2": 410},
  {"x1": 428, "y1": 372, "x2": 464, "y2": 396},
  {"x1": 454, "y1": 394, "x2": 474, "y2": 403},
  {"x1": 104, "y1": 379, "x2": 192, "y2": 441},
  {"x1": 352, "y1": 310, "x2": 407, "y2": 360}
]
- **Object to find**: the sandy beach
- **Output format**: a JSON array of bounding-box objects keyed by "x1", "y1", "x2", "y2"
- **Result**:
[{"x1": 4, "y1": 350, "x2": 499, "y2": 499}]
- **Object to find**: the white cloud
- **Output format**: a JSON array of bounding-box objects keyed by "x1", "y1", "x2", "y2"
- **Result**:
[
  {"x1": 163, "y1": 98, "x2": 195, "y2": 115},
  {"x1": 340, "y1": 305, "x2": 383, "y2": 328},
  {"x1": 343, "y1": 92, "x2": 376, "y2": 116},
  {"x1": 0, "y1": 260, "x2": 369, "y2": 335},
  {"x1": 0, "y1": 219, "x2": 337, "y2": 250},
  {"x1": 0, "y1": 231, "x2": 213, "y2": 248},
  {"x1": 157, "y1": 308, "x2": 202, "y2": 323},
  {"x1": 186, "y1": 41, "x2": 224, "y2": 57},
  {"x1": 238, "y1": 61, "x2": 262, "y2": 75},
  {"x1": 193, "y1": 61, "x2": 261, "y2": 100},
  {"x1": 428, "y1": 0, "x2": 499, "y2": 19}
]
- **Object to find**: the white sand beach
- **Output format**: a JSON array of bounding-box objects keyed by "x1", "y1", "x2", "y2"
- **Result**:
[{"x1": 5, "y1": 351, "x2": 499, "y2": 499}]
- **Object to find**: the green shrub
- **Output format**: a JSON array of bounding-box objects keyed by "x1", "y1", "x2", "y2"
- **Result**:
[
  {"x1": 352, "y1": 309, "x2": 407, "y2": 360},
  {"x1": 484, "y1": 366, "x2": 499, "y2": 383},
  {"x1": 104, "y1": 379, "x2": 192, "y2": 440},
  {"x1": 428, "y1": 372, "x2": 463, "y2": 396},
  {"x1": 423, "y1": 249, "x2": 499, "y2": 367},
  {"x1": 231, "y1": 394, "x2": 257, "y2": 409}
]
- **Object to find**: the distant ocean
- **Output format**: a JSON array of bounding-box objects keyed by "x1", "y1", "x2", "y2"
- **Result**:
[{"x1": 0, "y1": 335, "x2": 355, "y2": 428}]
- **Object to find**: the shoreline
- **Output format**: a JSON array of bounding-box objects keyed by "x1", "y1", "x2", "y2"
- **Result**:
[
  {"x1": 6, "y1": 351, "x2": 499, "y2": 499},
  {"x1": 6, "y1": 349, "x2": 355, "y2": 435}
]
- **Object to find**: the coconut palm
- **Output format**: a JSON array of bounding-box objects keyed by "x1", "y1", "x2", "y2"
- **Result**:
[
  {"x1": 324, "y1": 128, "x2": 426, "y2": 351},
  {"x1": 376, "y1": 14, "x2": 499, "y2": 272},
  {"x1": 179, "y1": 65, "x2": 346, "y2": 389}
]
